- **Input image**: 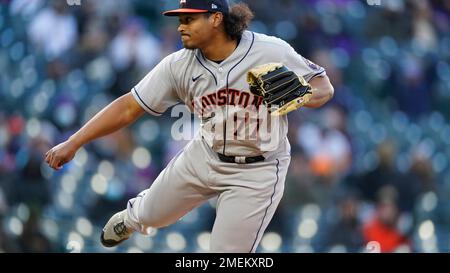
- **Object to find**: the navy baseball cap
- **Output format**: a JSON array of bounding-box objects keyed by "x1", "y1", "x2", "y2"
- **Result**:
[{"x1": 163, "y1": 0, "x2": 229, "y2": 16}]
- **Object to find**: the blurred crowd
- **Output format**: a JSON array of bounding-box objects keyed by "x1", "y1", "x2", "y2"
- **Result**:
[{"x1": 0, "y1": 0, "x2": 450, "y2": 252}]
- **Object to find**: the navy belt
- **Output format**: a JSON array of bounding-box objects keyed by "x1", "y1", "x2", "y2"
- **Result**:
[{"x1": 217, "y1": 153, "x2": 265, "y2": 164}]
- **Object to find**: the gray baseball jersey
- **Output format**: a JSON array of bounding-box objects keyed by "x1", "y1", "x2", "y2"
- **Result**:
[{"x1": 125, "y1": 30, "x2": 326, "y2": 252}]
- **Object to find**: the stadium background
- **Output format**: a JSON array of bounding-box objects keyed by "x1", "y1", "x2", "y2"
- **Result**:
[{"x1": 0, "y1": 0, "x2": 450, "y2": 253}]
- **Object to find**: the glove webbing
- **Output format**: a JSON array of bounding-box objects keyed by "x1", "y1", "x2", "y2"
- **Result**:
[{"x1": 266, "y1": 79, "x2": 311, "y2": 105}]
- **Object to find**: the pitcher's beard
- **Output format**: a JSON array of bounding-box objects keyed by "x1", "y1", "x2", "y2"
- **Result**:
[
  {"x1": 181, "y1": 41, "x2": 197, "y2": 50},
  {"x1": 183, "y1": 44, "x2": 196, "y2": 50}
]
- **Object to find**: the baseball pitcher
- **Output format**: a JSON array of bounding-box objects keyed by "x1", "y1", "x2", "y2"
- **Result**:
[{"x1": 45, "y1": 0, "x2": 334, "y2": 252}]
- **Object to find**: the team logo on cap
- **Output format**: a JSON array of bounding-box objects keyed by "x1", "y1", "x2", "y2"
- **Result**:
[
  {"x1": 180, "y1": 0, "x2": 186, "y2": 4},
  {"x1": 212, "y1": 4, "x2": 218, "y2": 9}
]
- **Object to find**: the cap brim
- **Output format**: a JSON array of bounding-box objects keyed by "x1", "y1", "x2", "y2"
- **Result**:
[{"x1": 163, "y1": 8, "x2": 209, "y2": 16}]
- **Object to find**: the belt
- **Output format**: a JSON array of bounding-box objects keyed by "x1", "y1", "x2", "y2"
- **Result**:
[{"x1": 217, "y1": 153, "x2": 265, "y2": 164}]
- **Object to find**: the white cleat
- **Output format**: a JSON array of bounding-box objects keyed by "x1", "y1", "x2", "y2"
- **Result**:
[{"x1": 100, "y1": 210, "x2": 134, "y2": 247}]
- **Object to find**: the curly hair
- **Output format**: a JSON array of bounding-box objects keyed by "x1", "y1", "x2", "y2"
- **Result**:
[{"x1": 223, "y1": 3, "x2": 255, "y2": 40}]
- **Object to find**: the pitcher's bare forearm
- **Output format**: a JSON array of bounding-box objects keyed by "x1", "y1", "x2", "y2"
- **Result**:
[
  {"x1": 69, "y1": 92, "x2": 145, "y2": 149},
  {"x1": 45, "y1": 92, "x2": 145, "y2": 170},
  {"x1": 304, "y1": 75, "x2": 334, "y2": 108}
]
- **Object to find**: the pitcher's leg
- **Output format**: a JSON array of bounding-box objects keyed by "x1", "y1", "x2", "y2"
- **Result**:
[
  {"x1": 124, "y1": 141, "x2": 216, "y2": 233},
  {"x1": 210, "y1": 157, "x2": 290, "y2": 252},
  {"x1": 101, "y1": 140, "x2": 216, "y2": 247},
  {"x1": 125, "y1": 164, "x2": 214, "y2": 233}
]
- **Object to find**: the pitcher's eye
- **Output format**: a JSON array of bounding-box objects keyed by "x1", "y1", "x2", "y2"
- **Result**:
[{"x1": 179, "y1": 17, "x2": 193, "y2": 24}]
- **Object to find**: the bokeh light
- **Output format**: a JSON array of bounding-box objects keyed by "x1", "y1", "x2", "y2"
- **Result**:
[{"x1": 132, "y1": 147, "x2": 151, "y2": 169}]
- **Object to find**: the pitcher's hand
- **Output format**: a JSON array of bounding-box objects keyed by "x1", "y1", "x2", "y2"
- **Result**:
[{"x1": 45, "y1": 140, "x2": 79, "y2": 170}]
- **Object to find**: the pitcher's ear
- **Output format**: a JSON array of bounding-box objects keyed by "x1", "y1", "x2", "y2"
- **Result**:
[{"x1": 211, "y1": 12, "x2": 224, "y2": 27}]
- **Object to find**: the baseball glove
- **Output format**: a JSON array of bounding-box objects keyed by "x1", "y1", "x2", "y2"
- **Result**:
[{"x1": 247, "y1": 63, "x2": 313, "y2": 116}]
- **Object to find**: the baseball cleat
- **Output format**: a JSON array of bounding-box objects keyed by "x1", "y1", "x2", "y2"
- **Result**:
[{"x1": 100, "y1": 210, "x2": 134, "y2": 247}]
